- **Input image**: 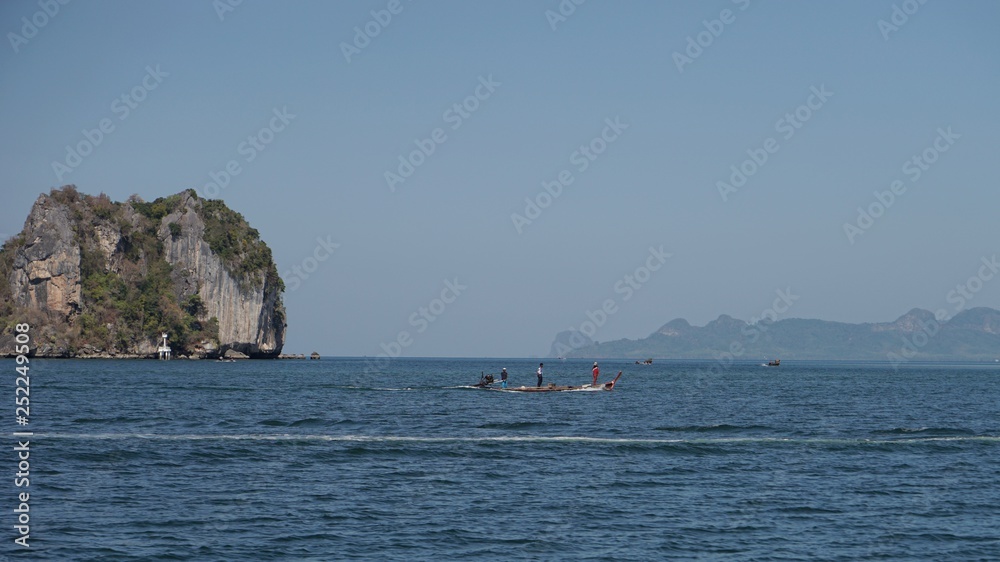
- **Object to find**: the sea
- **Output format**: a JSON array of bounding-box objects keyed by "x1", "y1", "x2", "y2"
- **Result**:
[{"x1": 6, "y1": 357, "x2": 1000, "y2": 561}]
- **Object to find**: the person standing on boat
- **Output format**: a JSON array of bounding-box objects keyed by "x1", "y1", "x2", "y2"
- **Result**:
[
  {"x1": 537, "y1": 363, "x2": 543, "y2": 387},
  {"x1": 592, "y1": 362, "x2": 599, "y2": 386},
  {"x1": 500, "y1": 368, "x2": 508, "y2": 389}
]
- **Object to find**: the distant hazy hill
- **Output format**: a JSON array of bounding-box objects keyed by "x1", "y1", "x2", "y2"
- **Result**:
[
  {"x1": 552, "y1": 308, "x2": 1000, "y2": 362},
  {"x1": 549, "y1": 329, "x2": 594, "y2": 358}
]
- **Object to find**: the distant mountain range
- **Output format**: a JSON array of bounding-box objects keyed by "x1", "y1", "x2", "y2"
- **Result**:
[{"x1": 550, "y1": 308, "x2": 1000, "y2": 363}]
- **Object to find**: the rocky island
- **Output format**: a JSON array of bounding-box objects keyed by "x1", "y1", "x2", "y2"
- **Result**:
[{"x1": 0, "y1": 186, "x2": 285, "y2": 358}]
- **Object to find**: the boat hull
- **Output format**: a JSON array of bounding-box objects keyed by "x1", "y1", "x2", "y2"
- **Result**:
[{"x1": 499, "y1": 384, "x2": 612, "y2": 392}]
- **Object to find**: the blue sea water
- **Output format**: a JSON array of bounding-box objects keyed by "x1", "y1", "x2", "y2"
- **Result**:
[{"x1": 5, "y1": 358, "x2": 1000, "y2": 560}]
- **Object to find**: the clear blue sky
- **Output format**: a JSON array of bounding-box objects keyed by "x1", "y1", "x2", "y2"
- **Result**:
[{"x1": 2, "y1": 0, "x2": 998, "y2": 357}]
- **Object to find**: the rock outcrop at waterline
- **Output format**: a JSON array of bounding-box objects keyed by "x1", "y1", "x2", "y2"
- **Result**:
[{"x1": 0, "y1": 186, "x2": 286, "y2": 358}]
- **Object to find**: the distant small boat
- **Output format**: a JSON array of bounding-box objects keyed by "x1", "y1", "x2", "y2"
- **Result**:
[
  {"x1": 634, "y1": 358, "x2": 653, "y2": 365},
  {"x1": 765, "y1": 359, "x2": 780, "y2": 367}
]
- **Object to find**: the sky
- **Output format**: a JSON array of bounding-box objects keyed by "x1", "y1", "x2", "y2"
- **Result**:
[{"x1": 1, "y1": 0, "x2": 999, "y2": 358}]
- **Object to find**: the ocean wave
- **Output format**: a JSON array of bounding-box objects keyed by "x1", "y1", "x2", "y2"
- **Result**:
[
  {"x1": 71, "y1": 416, "x2": 174, "y2": 424},
  {"x1": 654, "y1": 424, "x2": 776, "y2": 433},
  {"x1": 289, "y1": 418, "x2": 330, "y2": 428},
  {"x1": 871, "y1": 427, "x2": 978, "y2": 437},
  {"x1": 477, "y1": 421, "x2": 565, "y2": 430},
  {"x1": 257, "y1": 417, "x2": 352, "y2": 428},
  {"x1": 337, "y1": 385, "x2": 420, "y2": 391}
]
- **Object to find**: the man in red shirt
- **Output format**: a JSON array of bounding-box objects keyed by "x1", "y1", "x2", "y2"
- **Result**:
[{"x1": 592, "y1": 362, "x2": 599, "y2": 386}]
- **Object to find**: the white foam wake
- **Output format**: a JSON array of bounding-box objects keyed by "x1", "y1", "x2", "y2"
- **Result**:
[{"x1": 29, "y1": 433, "x2": 1000, "y2": 445}]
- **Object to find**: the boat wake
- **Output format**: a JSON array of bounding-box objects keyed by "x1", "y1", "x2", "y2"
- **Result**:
[{"x1": 338, "y1": 385, "x2": 419, "y2": 391}]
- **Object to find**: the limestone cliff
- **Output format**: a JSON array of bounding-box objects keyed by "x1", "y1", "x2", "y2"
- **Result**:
[
  {"x1": 0, "y1": 186, "x2": 286, "y2": 358},
  {"x1": 158, "y1": 192, "x2": 284, "y2": 356},
  {"x1": 9, "y1": 195, "x2": 81, "y2": 319}
]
